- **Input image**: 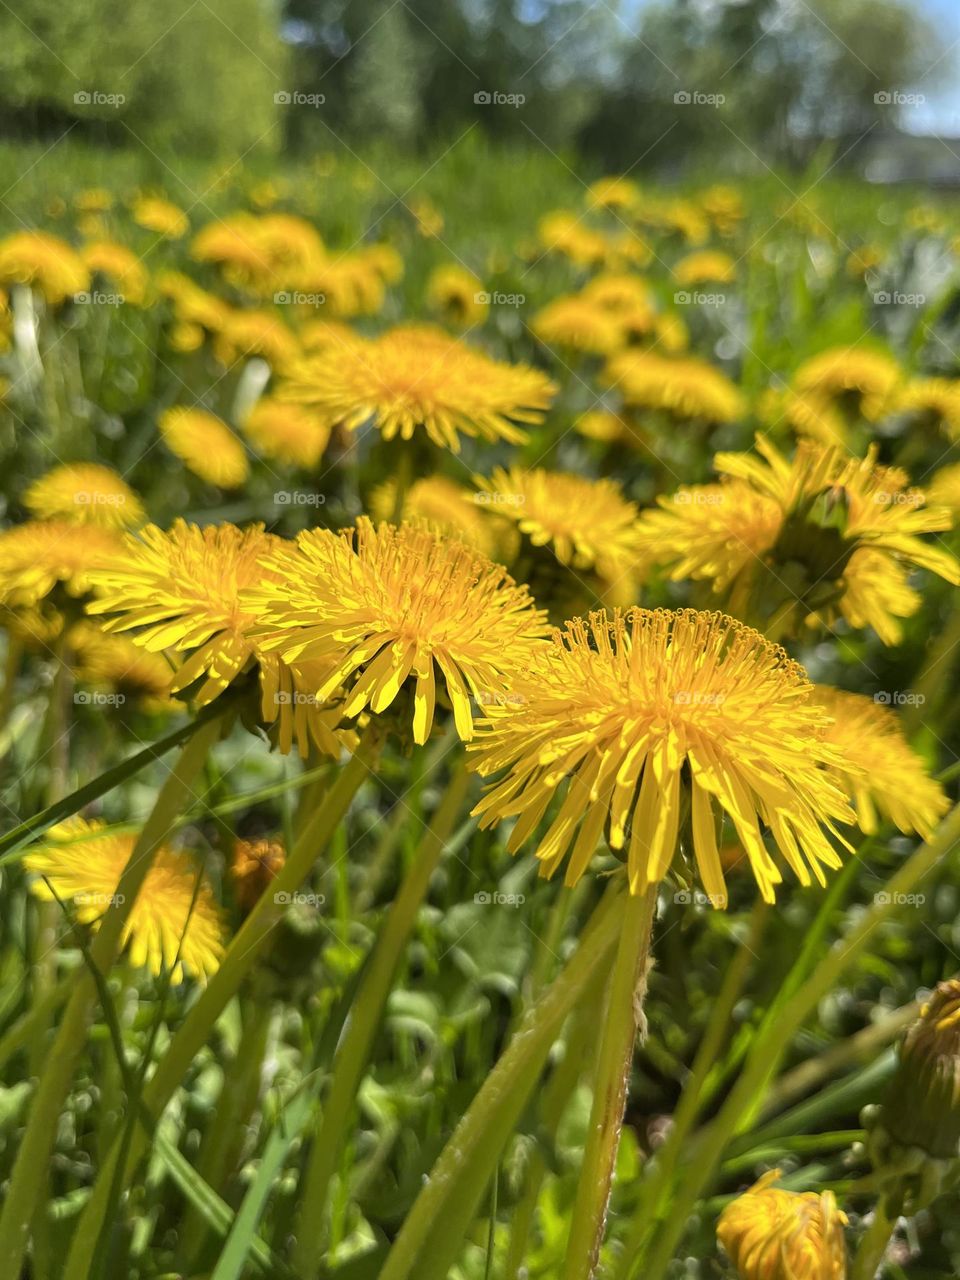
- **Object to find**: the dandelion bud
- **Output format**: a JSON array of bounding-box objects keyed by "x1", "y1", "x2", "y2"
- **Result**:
[
  {"x1": 231, "y1": 837, "x2": 286, "y2": 913},
  {"x1": 866, "y1": 979, "x2": 960, "y2": 1211},
  {"x1": 717, "y1": 1170, "x2": 848, "y2": 1280}
]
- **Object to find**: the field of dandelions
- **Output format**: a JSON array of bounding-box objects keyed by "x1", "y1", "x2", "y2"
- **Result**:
[{"x1": 1, "y1": 138, "x2": 959, "y2": 1280}]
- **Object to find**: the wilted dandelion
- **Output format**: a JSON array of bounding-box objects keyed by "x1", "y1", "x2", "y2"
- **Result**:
[{"x1": 717, "y1": 1170, "x2": 848, "y2": 1280}]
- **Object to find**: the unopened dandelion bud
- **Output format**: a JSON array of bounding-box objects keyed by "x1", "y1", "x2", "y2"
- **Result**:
[{"x1": 717, "y1": 1170, "x2": 848, "y2": 1280}]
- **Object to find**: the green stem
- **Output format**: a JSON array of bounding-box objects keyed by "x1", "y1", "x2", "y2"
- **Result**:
[
  {"x1": 379, "y1": 883, "x2": 628, "y2": 1280},
  {"x1": 638, "y1": 801, "x2": 960, "y2": 1280},
  {"x1": 291, "y1": 758, "x2": 471, "y2": 1275},
  {"x1": 851, "y1": 1201, "x2": 896, "y2": 1280},
  {"x1": 562, "y1": 885, "x2": 656, "y2": 1280},
  {"x1": 0, "y1": 713, "x2": 224, "y2": 1279},
  {"x1": 616, "y1": 899, "x2": 766, "y2": 1274},
  {"x1": 62, "y1": 724, "x2": 383, "y2": 1280}
]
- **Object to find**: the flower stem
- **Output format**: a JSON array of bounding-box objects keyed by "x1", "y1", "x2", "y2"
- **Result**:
[
  {"x1": 61, "y1": 723, "x2": 383, "y2": 1280},
  {"x1": 0, "y1": 711, "x2": 224, "y2": 1279},
  {"x1": 638, "y1": 801, "x2": 960, "y2": 1280},
  {"x1": 291, "y1": 757, "x2": 471, "y2": 1275},
  {"x1": 851, "y1": 1201, "x2": 896, "y2": 1280},
  {"x1": 379, "y1": 882, "x2": 628, "y2": 1280},
  {"x1": 562, "y1": 884, "x2": 656, "y2": 1280}
]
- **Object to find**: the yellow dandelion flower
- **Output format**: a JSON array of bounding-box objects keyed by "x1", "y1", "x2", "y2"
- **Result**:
[
  {"x1": 717, "y1": 1170, "x2": 848, "y2": 1280},
  {"x1": 601, "y1": 229, "x2": 654, "y2": 270},
  {"x1": 156, "y1": 270, "x2": 231, "y2": 334},
  {"x1": 585, "y1": 176, "x2": 641, "y2": 211},
  {"x1": 74, "y1": 188, "x2": 114, "y2": 214},
  {"x1": 653, "y1": 311, "x2": 690, "y2": 353},
  {"x1": 792, "y1": 346, "x2": 901, "y2": 421},
  {"x1": 131, "y1": 195, "x2": 189, "y2": 239},
  {"x1": 298, "y1": 318, "x2": 360, "y2": 354},
  {"x1": 279, "y1": 324, "x2": 555, "y2": 453},
  {"x1": 673, "y1": 249, "x2": 736, "y2": 285},
  {"x1": 758, "y1": 388, "x2": 849, "y2": 448},
  {"x1": 85, "y1": 520, "x2": 348, "y2": 757},
  {"x1": 426, "y1": 264, "x2": 488, "y2": 327},
  {"x1": 470, "y1": 608, "x2": 856, "y2": 903},
  {"x1": 0, "y1": 521, "x2": 122, "y2": 608},
  {"x1": 231, "y1": 837, "x2": 286, "y2": 911},
  {"x1": 370, "y1": 475, "x2": 501, "y2": 559},
  {"x1": 212, "y1": 308, "x2": 301, "y2": 372},
  {"x1": 537, "y1": 212, "x2": 608, "y2": 270},
  {"x1": 192, "y1": 212, "x2": 324, "y2": 294},
  {"x1": 360, "y1": 243, "x2": 403, "y2": 286},
  {"x1": 297, "y1": 249, "x2": 393, "y2": 317},
  {"x1": 410, "y1": 195, "x2": 443, "y2": 238},
  {"x1": 896, "y1": 377, "x2": 960, "y2": 440},
  {"x1": 475, "y1": 467, "x2": 645, "y2": 587},
  {"x1": 699, "y1": 185, "x2": 745, "y2": 235},
  {"x1": 606, "y1": 350, "x2": 745, "y2": 423},
  {"x1": 239, "y1": 397, "x2": 330, "y2": 468},
  {"x1": 637, "y1": 438, "x2": 960, "y2": 643},
  {"x1": 249, "y1": 518, "x2": 548, "y2": 744},
  {"x1": 67, "y1": 620, "x2": 176, "y2": 710},
  {"x1": 24, "y1": 463, "x2": 144, "y2": 530},
  {"x1": 814, "y1": 686, "x2": 948, "y2": 838},
  {"x1": 79, "y1": 241, "x2": 148, "y2": 305},
  {"x1": 581, "y1": 273, "x2": 655, "y2": 315},
  {"x1": 533, "y1": 295, "x2": 625, "y2": 356},
  {"x1": 0, "y1": 231, "x2": 88, "y2": 305},
  {"x1": 159, "y1": 407, "x2": 250, "y2": 488},
  {"x1": 927, "y1": 462, "x2": 960, "y2": 511},
  {"x1": 25, "y1": 818, "x2": 223, "y2": 983}
]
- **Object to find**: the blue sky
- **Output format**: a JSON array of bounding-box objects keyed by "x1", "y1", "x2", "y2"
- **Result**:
[{"x1": 909, "y1": 0, "x2": 960, "y2": 133}]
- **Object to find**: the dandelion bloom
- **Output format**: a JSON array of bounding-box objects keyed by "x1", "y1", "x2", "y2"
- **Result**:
[
  {"x1": 536, "y1": 212, "x2": 608, "y2": 270},
  {"x1": 814, "y1": 687, "x2": 948, "y2": 839},
  {"x1": 475, "y1": 467, "x2": 645, "y2": 589},
  {"x1": 605, "y1": 350, "x2": 745, "y2": 423},
  {"x1": 469, "y1": 609, "x2": 856, "y2": 904},
  {"x1": 24, "y1": 464, "x2": 144, "y2": 530},
  {"x1": 279, "y1": 324, "x2": 555, "y2": 453},
  {"x1": 896, "y1": 377, "x2": 960, "y2": 440},
  {"x1": 239, "y1": 397, "x2": 330, "y2": 468},
  {"x1": 25, "y1": 818, "x2": 224, "y2": 983},
  {"x1": 585, "y1": 176, "x2": 641, "y2": 211},
  {"x1": 131, "y1": 195, "x2": 189, "y2": 239},
  {"x1": 159, "y1": 407, "x2": 250, "y2": 488},
  {"x1": 759, "y1": 387, "x2": 849, "y2": 448},
  {"x1": 792, "y1": 346, "x2": 900, "y2": 421},
  {"x1": 67, "y1": 620, "x2": 176, "y2": 710},
  {"x1": 212, "y1": 308, "x2": 301, "y2": 372},
  {"x1": 249, "y1": 518, "x2": 548, "y2": 744},
  {"x1": 636, "y1": 439, "x2": 960, "y2": 643},
  {"x1": 533, "y1": 296, "x2": 626, "y2": 357},
  {"x1": 86, "y1": 520, "x2": 347, "y2": 757},
  {"x1": 717, "y1": 1170, "x2": 847, "y2": 1280},
  {"x1": 426, "y1": 264, "x2": 488, "y2": 327},
  {"x1": 0, "y1": 232, "x2": 88, "y2": 305},
  {"x1": 370, "y1": 475, "x2": 503, "y2": 559},
  {"x1": 0, "y1": 521, "x2": 122, "y2": 608},
  {"x1": 79, "y1": 241, "x2": 148, "y2": 305},
  {"x1": 673, "y1": 249, "x2": 736, "y2": 285}
]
